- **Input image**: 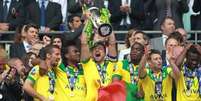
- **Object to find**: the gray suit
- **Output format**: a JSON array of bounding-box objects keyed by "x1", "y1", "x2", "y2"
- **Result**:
[
  {"x1": 150, "y1": 37, "x2": 165, "y2": 53},
  {"x1": 152, "y1": 0, "x2": 188, "y2": 30}
]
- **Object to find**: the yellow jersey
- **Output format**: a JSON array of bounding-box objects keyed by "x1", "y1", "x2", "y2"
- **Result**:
[
  {"x1": 27, "y1": 65, "x2": 55, "y2": 101},
  {"x1": 54, "y1": 63, "x2": 86, "y2": 101},
  {"x1": 113, "y1": 60, "x2": 139, "y2": 84},
  {"x1": 176, "y1": 65, "x2": 201, "y2": 101},
  {"x1": 113, "y1": 60, "x2": 144, "y2": 101},
  {"x1": 82, "y1": 59, "x2": 116, "y2": 101},
  {"x1": 141, "y1": 67, "x2": 172, "y2": 101}
]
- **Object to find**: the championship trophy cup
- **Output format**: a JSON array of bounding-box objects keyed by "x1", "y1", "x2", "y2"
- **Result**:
[{"x1": 82, "y1": 5, "x2": 112, "y2": 48}]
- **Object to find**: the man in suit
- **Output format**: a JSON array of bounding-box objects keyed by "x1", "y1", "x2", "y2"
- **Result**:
[
  {"x1": 151, "y1": 17, "x2": 176, "y2": 53},
  {"x1": 108, "y1": 0, "x2": 145, "y2": 30},
  {"x1": 68, "y1": 0, "x2": 104, "y2": 16},
  {"x1": 151, "y1": 0, "x2": 188, "y2": 30},
  {"x1": 193, "y1": 0, "x2": 201, "y2": 30},
  {"x1": 26, "y1": 0, "x2": 62, "y2": 32},
  {"x1": 10, "y1": 23, "x2": 39, "y2": 59},
  {"x1": 0, "y1": 0, "x2": 25, "y2": 31}
]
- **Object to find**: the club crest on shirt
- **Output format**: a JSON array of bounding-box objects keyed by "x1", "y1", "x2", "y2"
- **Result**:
[{"x1": 30, "y1": 68, "x2": 37, "y2": 75}]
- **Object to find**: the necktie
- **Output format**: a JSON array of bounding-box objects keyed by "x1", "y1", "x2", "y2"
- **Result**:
[
  {"x1": 166, "y1": 0, "x2": 172, "y2": 17},
  {"x1": 40, "y1": 0, "x2": 45, "y2": 27},
  {"x1": 3, "y1": 0, "x2": 9, "y2": 22},
  {"x1": 161, "y1": 50, "x2": 167, "y2": 66}
]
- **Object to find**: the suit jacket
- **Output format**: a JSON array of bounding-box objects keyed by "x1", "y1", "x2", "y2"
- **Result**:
[
  {"x1": 150, "y1": 36, "x2": 165, "y2": 53},
  {"x1": 10, "y1": 42, "x2": 26, "y2": 59},
  {"x1": 108, "y1": 0, "x2": 145, "y2": 29},
  {"x1": 68, "y1": 0, "x2": 104, "y2": 16},
  {"x1": 26, "y1": 1, "x2": 62, "y2": 30},
  {"x1": 19, "y1": 0, "x2": 35, "y2": 7},
  {"x1": 152, "y1": 0, "x2": 188, "y2": 30},
  {"x1": 193, "y1": 0, "x2": 201, "y2": 30},
  {"x1": 142, "y1": 0, "x2": 157, "y2": 30},
  {"x1": 0, "y1": 0, "x2": 25, "y2": 30}
]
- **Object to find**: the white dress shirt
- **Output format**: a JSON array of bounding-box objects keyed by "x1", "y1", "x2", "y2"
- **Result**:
[
  {"x1": 3, "y1": 0, "x2": 11, "y2": 11},
  {"x1": 118, "y1": 48, "x2": 131, "y2": 61},
  {"x1": 120, "y1": 0, "x2": 131, "y2": 26},
  {"x1": 23, "y1": 41, "x2": 32, "y2": 53},
  {"x1": 162, "y1": 34, "x2": 168, "y2": 47}
]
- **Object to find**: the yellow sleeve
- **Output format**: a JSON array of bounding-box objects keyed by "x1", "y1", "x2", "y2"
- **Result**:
[
  {"x1": 27, "y1": 65, "x2": 40, "y2": 84},
  {"x1": 112, "y1": 61, "x2": 123, "y2": 80}
]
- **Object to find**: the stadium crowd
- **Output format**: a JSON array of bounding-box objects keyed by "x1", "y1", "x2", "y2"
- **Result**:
[{"x1": 0, "y1": 0, "x2": 201, "y2": 101}]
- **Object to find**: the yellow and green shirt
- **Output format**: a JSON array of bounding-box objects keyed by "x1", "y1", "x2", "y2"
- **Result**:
[
  {"x1": 27, "y1": 65, "x2": 55, "y2": 101},
  {"x1": 176, "y1": 65, "x2": 201, "y2": 101},
  {"x1": 113, "y1": 60, "x2": 143, "y2": 101},
  {"x1": 141, "y1": 67, "x2": 172, "y2": 101},
  {"x1": 54, "y1": 63, "x2": 86, "y2": 101},
  {"x1": 113, "y1": 60, "x2": 140, "y2": 84},
  {"x1": 82, "y1": 59, "x2": 116, "y2": 101}
]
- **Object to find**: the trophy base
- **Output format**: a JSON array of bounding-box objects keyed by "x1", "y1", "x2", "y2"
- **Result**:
[{"x1": 98, "y1": 24, "x2": 112, "y2": 37}]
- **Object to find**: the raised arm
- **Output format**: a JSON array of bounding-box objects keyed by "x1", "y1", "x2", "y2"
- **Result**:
[
  {"x1": 138, "y1": 47, "x2": 148, "y2": 78},
  {"x1": 107, "y1": 32, "x2": 117, "y2": 61},
  {"x1": 175, "y1": 43, "x2": 192, "y2": 70},
  {"x1": 80, "y1": 32, "x2": 91, "y2": 62},
  {"x1": 167, "y1": 47, "x2": 181, "y2": 81}
]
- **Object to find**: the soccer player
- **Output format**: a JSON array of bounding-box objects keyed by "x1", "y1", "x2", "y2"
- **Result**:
[
  {"x1": 138, "y1": 49, "x2": 180, "y2": 101},
  {"x1": 113, "y1": 42, "x2": 145, "y2": 100},
  {"x1": 23, "y1": 45, "x2": 61, "y2": 101},
  {"x1": 176, "y1": 44, "x2": 201, "y2": 100},
  {"x1": 54, "y1": 42, "x2": 86, "y2": 101},
  {"x1": 80, "y1": 32, "x2": 117, "y2": 101}
]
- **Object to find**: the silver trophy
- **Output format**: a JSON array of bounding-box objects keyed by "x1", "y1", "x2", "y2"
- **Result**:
[{"x1": 88, "y1": 7, "x2": 112, "y2": 37}]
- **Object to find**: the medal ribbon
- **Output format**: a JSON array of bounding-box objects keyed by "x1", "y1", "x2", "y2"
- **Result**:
[
  {"x1": 184, "y1": 65, "x2": 197, "y2": 91},
  {"x1": 48, "y1": 70, "x2": 56, "y2": 94},
  {"x1": 184, "y1": 64, "x2": 201, "y2": 96},
  {"x1": 129, "y1": 64, "x2": 138, "y2": 85},
  {"x1": 148, "y1": 67, "x2": 168, "y2": 97},
  {"x1": 96, "y1": 61, "x2": 108, "y2": 84},
  {"x1": 65, "y1": 64, "x2": 80, "y2": 91}
]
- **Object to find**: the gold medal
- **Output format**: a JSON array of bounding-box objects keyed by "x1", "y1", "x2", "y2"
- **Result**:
[
  {"x1": 186, "y1": 90, "x2": 191, "y2": 96},
  {"x1": 70, "y1": 92, "x2": 74, "y2": 97}
]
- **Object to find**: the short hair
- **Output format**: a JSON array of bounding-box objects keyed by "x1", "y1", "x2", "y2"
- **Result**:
[
  {"x1": 131, "y1": 42, "x2": 144, "y2": 52},
  {"x1": 68, "y1": 14, "x2": 81, "y2": 23},
  {"x1": 165, "y1": 36, "x2": 178, "y2": 46},
  {"x1": 24, "y1": 23, "x2": 39, "y2": 32},
  {"x1": 51, "y1": 35, "x2": 63, "y2": 45},
  {"x1": 63, "y1": 41, "x2": 77, "y2": 55},
  {"x1": 91, "y1": 41, "x2": 106, "y2": 53},
  {"x1": 125, "y1": 28, "x2": 138, "y2": 48},
  {"x1": 186, "y1": 45, "x2": 201, "y2": 57},
  {"x1": 134, "y1": 30, "x2": 150, "y2": 45},
  {"x1": 148, "y1": 49, "x2": 161, "y2": 60},
  {"x1": 160, "y1": 16, "x2": 174, "y2": 27},
  {"x1": 168, "y1": 31, "x2": 184, "y2": 44},
  {"x1": 43, "y1": 45, "x2": 60, "y2": 60}
]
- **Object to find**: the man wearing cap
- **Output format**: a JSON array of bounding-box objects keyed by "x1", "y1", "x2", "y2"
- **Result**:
[{"x1": 80, "y1": 31, "x2": 117, "y2": 101}]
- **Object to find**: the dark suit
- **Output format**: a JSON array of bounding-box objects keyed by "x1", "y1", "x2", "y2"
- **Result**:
[
  {"x1": 0, "y1": 0, "x2": 25, "y2": 30},
  {"x1": 193, "y1": 0, "x2": 201, "y2": 30},
  {"x1": 150, "y1": 36, "x2": 165, "y2": 53},
  {"x1": 10, "y1": 42, "x2": 26, "y2": 59},
  {"x1": 142, "y1": 0, "x2": 157, "y2": 30},
  {"x1": 19, "y1": 0, "x2": 35, "y2": 7},
  {"x1": 108, "y1": 0, "x2": 145, "y2": 30},
  {"x1": 68, "y1": 0, "x2": 104, "y2": 16},
  {"x1": 152, "y1": 0, "x2": 188, "y2": 30},
  {"x1": 26, "y1": 1, "x2": 62, "y2": 30}
]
